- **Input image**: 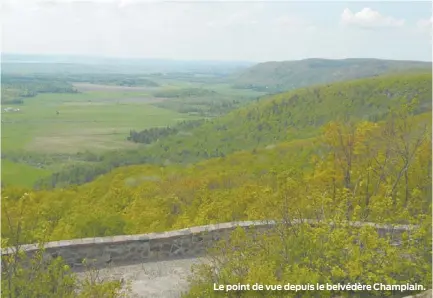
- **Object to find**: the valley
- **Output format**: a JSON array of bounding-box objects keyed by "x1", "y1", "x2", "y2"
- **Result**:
[
  {"x1": 1, "y1": 72, "x2": 265, "y2": 187},
  {"x1": 3, "y1": 2, "x2": 432, "y2": 297},
  {"x1": 1, "y1": 56, "x2": 432, "y2": 298}
]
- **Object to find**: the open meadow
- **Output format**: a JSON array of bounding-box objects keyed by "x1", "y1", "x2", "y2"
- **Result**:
[
  {"x1": 1, "y1": 86, "x2": 204, "y2": 186},
  {"x1": 1, "y1": 74, "x2": 266, "y2": 187},
  {"x1": 2, "y1": 2, "x2": 432, "y2": 296},
  {"x1": 2, "y1": 90, "x2": 200, "y2": 153}
]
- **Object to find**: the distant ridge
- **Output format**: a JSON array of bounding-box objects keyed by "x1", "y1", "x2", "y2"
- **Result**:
[{"x1": 233, "y1": 58, "x2": 432, "y2": 92}]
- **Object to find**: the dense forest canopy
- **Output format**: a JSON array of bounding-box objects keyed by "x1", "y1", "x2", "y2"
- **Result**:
[
  {"x1": 2, "y1": 96, "x2": 431, "y2": 241},
  {"x1": 32, "y1": 72, "x2": 432, "y2": 189},
  {"x1": 1, "y1": 56, "x2": 431, "y2": 297},
  {"x1": 127, "y1": 119, "x2": 206, "y2": 144},
  {"x1": 3, "y1": 99, "x2": 432, "y2": 296}
]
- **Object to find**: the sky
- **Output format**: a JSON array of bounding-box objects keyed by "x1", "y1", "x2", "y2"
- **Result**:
[{"x1": 1, "y1": 0, "x2": 432, "y2": 62}]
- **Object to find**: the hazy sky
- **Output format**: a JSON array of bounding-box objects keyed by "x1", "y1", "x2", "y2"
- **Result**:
[{"x1": 1, "y1": 0, "x2": 432, "y2": 62}]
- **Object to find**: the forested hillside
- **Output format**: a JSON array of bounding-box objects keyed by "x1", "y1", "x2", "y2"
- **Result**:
[
  {"x1": 2, "y1": 104, "x2": 431, "y2": 244},
  {"x1": 233, "y1": 58, "x2": 432, "y2": 92},
  {"x1": 34, "y1": 72, "x2": 432, "y2": 188},
  {"x1": 127, "y1": 119, "x2": 206, "y2": 144},
  {"x1": 4, "y1": 0, "x2": 432, "y2": 294},
  {"x1": 2, "y1": 70, "x2": 431, "y2": 298}
]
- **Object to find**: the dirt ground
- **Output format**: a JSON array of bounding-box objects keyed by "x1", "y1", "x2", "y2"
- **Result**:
[{"x1": 78, "y1": 257, "x2": 208, "y2": 298}]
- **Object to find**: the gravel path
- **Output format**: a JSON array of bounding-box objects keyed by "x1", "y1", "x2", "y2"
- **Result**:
[
  {"x1": 80, "y1": 257, "x2": 207, "y2": 298},
  {"x1": 78, "y1": 258, "x2": 432, "y2": 298}
]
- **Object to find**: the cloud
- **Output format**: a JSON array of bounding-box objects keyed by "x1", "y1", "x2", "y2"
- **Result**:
[
  {"x1": 341, "y1": 8, "x2": 405, "y2": 28},
  {"x1": 417, "y1": 16, "x2": 432, "y2": 30},
  {"x1": 2, "y1": 1, "x2": 430, "y2": 61}
]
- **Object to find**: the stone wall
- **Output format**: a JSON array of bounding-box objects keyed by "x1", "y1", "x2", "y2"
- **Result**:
[{"x1": 1, "y1": 220, "x2": 417, "y2": 271}]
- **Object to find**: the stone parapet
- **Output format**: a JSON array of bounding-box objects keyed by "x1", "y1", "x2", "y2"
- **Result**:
[{"x1": 1, "y1": 220, "x2": 418, "y2": 271}]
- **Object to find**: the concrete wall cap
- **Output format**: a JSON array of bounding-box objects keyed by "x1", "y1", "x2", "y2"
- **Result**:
[{"x1": 1, "y1": 220, "x2": 418, "y2": 256}]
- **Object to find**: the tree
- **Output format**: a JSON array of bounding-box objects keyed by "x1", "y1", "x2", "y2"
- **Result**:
[{"x1": 1, "y1": 195, "x2": 132, "y2": 298}]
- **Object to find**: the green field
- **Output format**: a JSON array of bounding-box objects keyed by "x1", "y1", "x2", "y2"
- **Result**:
[
  {"x1": 1, "y1": 159, "x2": 51, "y2": 188},
  {"x1": 2, "y1": 57, "x2": 431, "y2": 298},
  {"x1": 1, "y1": 72, "x2": 268, "y2": 188},
  {"x1": 1, "y1": 88, "x2": 206, "y2": 186},
  {"x1": 2, "y1": 91, "x2": 200, "y2": 153}
]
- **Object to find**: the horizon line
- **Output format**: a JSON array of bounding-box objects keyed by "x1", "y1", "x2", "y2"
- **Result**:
[{"x1": 2, "y1": 52, "x2": 432, "y2": 64}]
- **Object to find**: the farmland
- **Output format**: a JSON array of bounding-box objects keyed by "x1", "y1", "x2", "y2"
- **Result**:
[
  {"x1": 1, "y1": 55, "x2": 431, "y2": 298},
  {"x1": 1, "y1": 90, "x2": 198, "y2": 186},
  {"x1": 2, "y1": 91, "x2": 195, "y2": 152},
  {"x1": 1, "y1": 73, "x2": 265, "y2": 187},
  {"x1": 2, "y1": 58, "x2": 430, "y2": 190}
]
